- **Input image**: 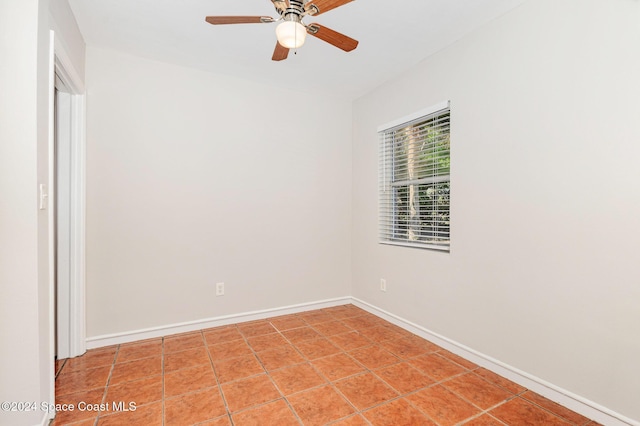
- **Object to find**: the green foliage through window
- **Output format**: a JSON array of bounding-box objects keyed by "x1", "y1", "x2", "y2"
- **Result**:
[{"x1": 379, "y1": 107, "x2": 450, "y2": 251}]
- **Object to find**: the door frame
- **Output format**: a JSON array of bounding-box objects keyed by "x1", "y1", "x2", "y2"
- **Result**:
[{"x1": 52, "y1": 32, "x2": 86, "y2": 360}]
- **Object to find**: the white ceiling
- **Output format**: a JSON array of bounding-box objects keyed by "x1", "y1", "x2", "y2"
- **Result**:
[{"x1": 67, "y1": 0, "x2": 527, "y2": 100}]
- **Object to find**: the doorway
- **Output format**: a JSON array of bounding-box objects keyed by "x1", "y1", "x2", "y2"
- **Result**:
[{"x1": 53, "y1": 56, "x2": 86, "y2": 360}]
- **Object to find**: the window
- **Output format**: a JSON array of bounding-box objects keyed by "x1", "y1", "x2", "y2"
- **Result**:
[{"x1": 378, "y1": 102, "x2": 450, "y2": 251}]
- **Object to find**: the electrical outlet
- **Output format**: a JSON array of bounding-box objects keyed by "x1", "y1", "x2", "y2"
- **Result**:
[
  {"x1": 380, "y1": 278, "x2": 387, "y2": 292},
  {"x1": 216, "y1": 282, "x2": 225, "y2": 296}
]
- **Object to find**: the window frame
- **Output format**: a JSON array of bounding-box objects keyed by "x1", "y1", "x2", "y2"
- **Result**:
[{"x1": 378, "y1": 101, "x2": 451, "y2": 252}]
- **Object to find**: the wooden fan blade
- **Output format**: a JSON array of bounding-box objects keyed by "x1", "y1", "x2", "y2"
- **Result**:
[
  {"x1": 305, "y1": 0, "x2": 353, "y2": 15},
  {"x1": 307, "y1": 24, "x2": 358, "y2": 52},
  {"x1": 272, "y1": 42, "x2": 290, "y2": 61},
  {"x1": 205, "y1": 16, "x2": 274, "y2": 25}
]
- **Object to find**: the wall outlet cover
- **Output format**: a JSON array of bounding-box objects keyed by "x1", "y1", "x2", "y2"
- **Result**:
[{"x1": 216, "y1": 282, "x2": 225, "y2": 296}]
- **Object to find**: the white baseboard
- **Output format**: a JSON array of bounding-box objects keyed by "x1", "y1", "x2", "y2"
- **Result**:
[
  {"x1": 36, "y1": 411, "x2": 53, "y2": 426},
  {"x1": 351, "y1": 298, "x2": 639, "y2": 426},
  {"x1": 85, "y1": 296, "x2": 351, "y2": 349}
]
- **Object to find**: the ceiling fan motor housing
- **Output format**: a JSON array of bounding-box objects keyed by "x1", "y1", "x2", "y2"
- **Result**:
[{"x1": 279, "y1": 0, "x2": 308, "y2": 23}]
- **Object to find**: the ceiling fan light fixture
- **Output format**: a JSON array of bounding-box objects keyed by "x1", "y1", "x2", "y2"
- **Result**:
[{"x1": 276, "y1": 21, "x2": 307, "y2": 48}]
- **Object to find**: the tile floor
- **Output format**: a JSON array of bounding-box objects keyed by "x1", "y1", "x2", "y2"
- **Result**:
[{"x1": 52, "y1": 304, "x2": 601, "y2": 426}]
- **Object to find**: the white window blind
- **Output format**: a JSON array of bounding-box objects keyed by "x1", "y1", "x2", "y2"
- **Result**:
[{"x1": 378, "y1": 103, "x2": 450, "y2": 251}]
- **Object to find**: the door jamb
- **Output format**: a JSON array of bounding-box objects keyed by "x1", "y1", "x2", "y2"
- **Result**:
[{"x1": 52, "y1": 33, "x2": 86, "y2": 360}]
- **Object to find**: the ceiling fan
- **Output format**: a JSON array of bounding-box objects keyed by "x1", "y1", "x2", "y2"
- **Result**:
[{"x1": 205, "y1": 0, "x2": 358, "y2": 61}]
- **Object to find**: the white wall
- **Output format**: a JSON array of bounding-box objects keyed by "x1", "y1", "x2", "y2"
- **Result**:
[
  {"x1": 85, "y1": 47, "x2": 352, "y2": 338},
  {"x1": 0, "y1": 2, "x2": 42, "y2": 424},
  {"x1": 0, "y1": 0, "x2": 54, "y2": 425},
  {"x1": 352, "y1": 0, "x2": 640, "y2": 421},
  {"x1": 1, "y1": 0, "x2": 83, "y2": 424}
]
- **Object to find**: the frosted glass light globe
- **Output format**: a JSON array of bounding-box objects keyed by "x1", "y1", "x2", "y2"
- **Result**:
[{"x1": 276, "y1": 21, "x2": 307, "y2": 48}]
